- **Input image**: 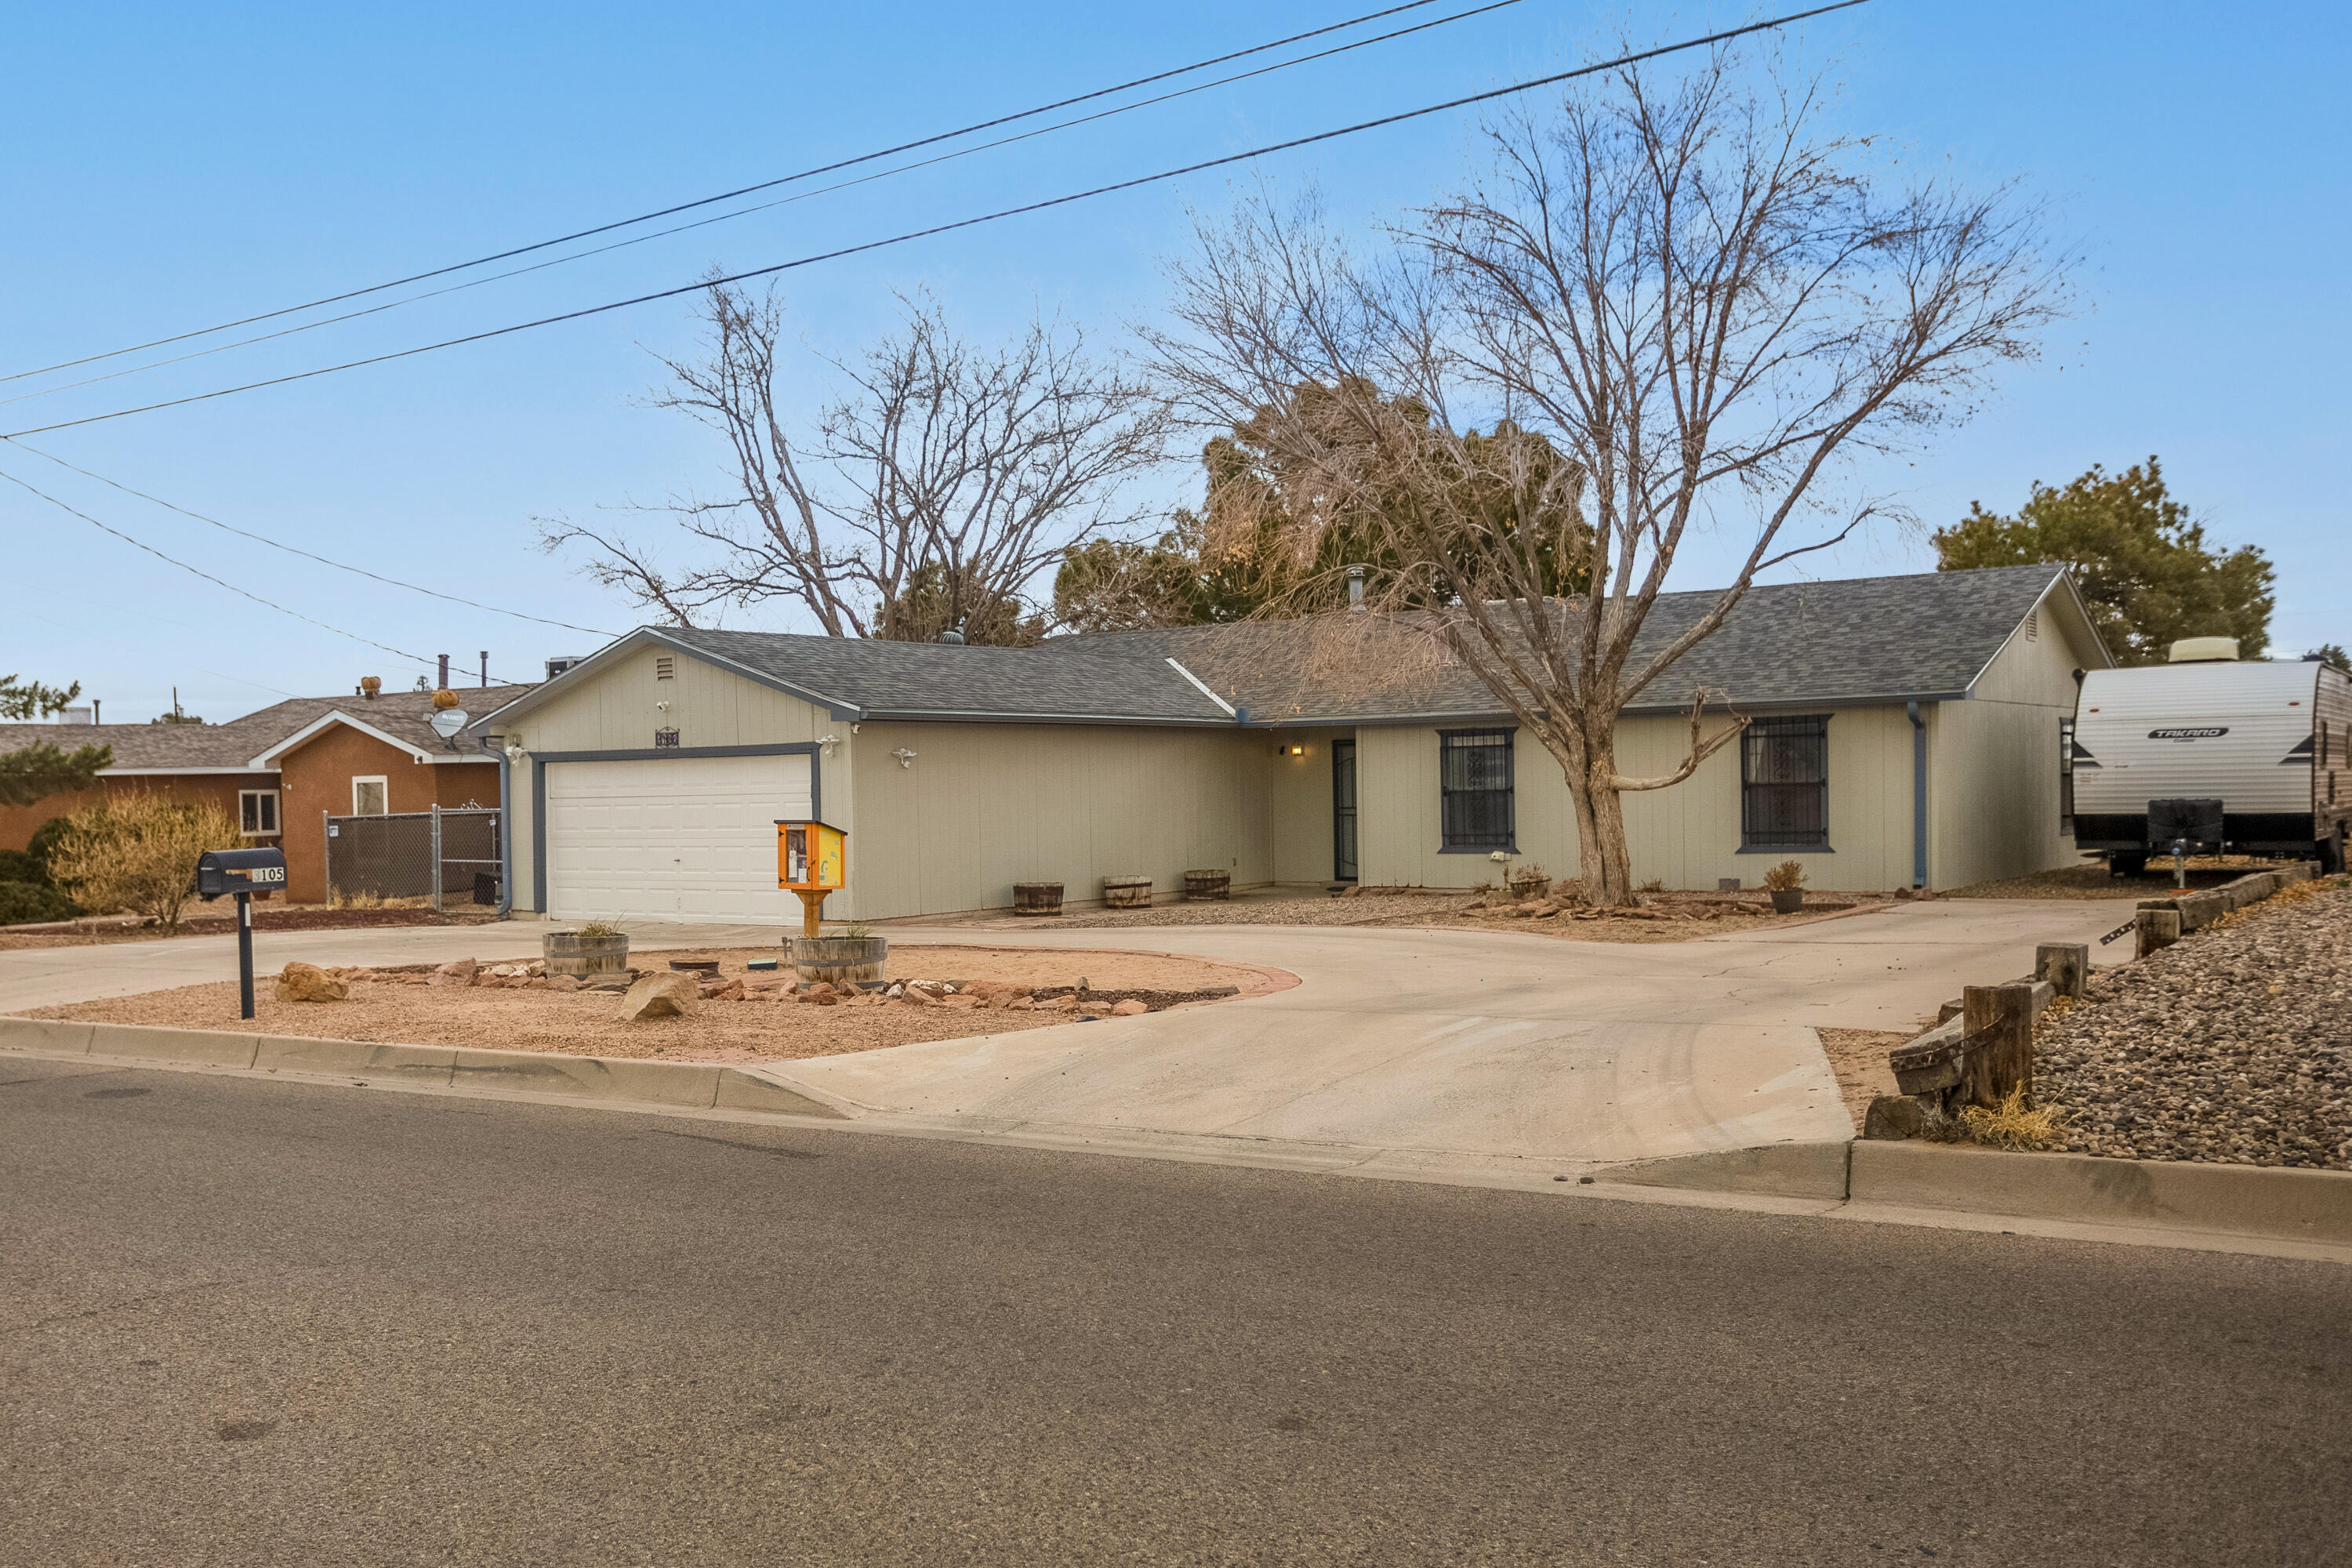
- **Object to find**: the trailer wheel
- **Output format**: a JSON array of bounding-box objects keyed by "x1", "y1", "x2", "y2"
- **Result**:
[{"x1": 2109, "y1": 853, "x2": 2147, "y2": 879}]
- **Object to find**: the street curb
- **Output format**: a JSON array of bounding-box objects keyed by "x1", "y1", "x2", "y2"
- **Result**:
[
  {"x1": 0, "y1": 1015, "x2": 851, "y2": 1121},
  {"x1": 1598, "y1": 1141, "x2": 1853, "y2": 1200},
  {"x1": 1847, "y1": 1140, "x2": 2352, "y2": 1247}
]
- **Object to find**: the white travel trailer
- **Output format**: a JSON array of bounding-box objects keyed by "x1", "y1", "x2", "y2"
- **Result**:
[{"x1": 2071, "y1": 639, "x2": 2352, "y2": 874}]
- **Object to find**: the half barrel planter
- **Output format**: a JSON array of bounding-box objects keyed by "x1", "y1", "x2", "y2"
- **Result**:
[
  {"x1": 1014, "y1": 882, "x2": 1065, "y2": 917},
  {"x1": 544, "y1": 929, "x2": 630, "y2": 978},
  {"x1": 1182, "y1": 869, "x2": 1232, "y2": 902},
  {"x1": 1102, "y1": 875, "x2": 1156, "y2": 910},
  {"x1": 789, "y1": 935, "x2": 888, "y2": 985}
]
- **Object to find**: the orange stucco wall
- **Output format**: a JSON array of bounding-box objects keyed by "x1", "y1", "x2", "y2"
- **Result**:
[
  {"x1": 275, "y1": 724, "x2": 499, "y2": 902},
  {"x1": 0, "y1": 772, "x2": 281, "y2": 855}
]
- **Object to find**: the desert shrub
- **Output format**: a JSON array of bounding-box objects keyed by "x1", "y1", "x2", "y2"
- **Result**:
[
  {"x1": 1959, "y1": 1086, "x2": 2067, "y2": 1152},
  {"x1": 0, "y1": 880, "x2": 80, "y2": 926},
  {"x1": 45, "y1": 792, "x2": 243, "y2": 935},
  {"x1": 0, "y1": 848, "x2": 49, "y2": 887},
  {"x1": 24, "y1": 816, "x2": 71, "y2": 869},
  {"x1": 1762, "y1": 859, "x2": 1808, "y2": 892}
]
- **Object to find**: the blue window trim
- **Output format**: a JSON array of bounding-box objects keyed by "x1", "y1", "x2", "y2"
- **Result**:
[{"x1": 528, "y1": 742, "x2": 823, "y2": 913}]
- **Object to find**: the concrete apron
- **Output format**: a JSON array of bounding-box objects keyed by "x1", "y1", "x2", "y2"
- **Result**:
[{"x1": 6, "y1": 1015, "x2": 2344, "y2": 1265}]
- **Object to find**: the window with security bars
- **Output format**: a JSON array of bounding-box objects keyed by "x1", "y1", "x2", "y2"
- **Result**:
[
  {"x1": 1741, "y1": 715, "x2": 1829, "y2": 849},
  {"x1": 1439, "y1": 729, "x2": 1515, "y2": 851}
]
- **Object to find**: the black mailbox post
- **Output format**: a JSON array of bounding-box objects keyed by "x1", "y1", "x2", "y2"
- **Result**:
[{"x1": 193, "y1": 848, "x2": 288, "y2": 1019}]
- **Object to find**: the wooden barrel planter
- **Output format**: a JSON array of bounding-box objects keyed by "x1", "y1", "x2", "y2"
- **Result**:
[
  {"x1": 543, "y1": 928, "x2": 630, "y2": 978},
  {"x1": 1507, "y1": 873, "x2": 1552, "y2": 903},
  {"x1": 1013, "y1": 882, "x2": 1064, "y2": 917},
  {"x1": 1102, "y1": 875, "x2": 1155, "y2": 909},
  {"x1": 1182, "y1": 868, "x2": 1232, "y2": 902},
  {"x1": 789, "y1": 935, "x2": 888, "y2": 985}
]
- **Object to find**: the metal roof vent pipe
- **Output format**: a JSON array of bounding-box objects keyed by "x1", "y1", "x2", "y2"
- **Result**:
[
  {"x1": 1346, "y1": 563, "x2": 1366, "y2": 610},
  {"x1": 935, "y1": 629, "x2": 966, "y2": 644}
]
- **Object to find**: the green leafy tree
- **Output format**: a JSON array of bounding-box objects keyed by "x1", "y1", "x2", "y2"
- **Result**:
[
  {"x1": 0, "y1": 675, "x2": 112, "y2": 809},
  {"x1": 1933, "y1": 459, "x2": 2274, "y2": 665},
  {"x1": 2310, "y1": 643, "x2": 2350, "y2": 674}
]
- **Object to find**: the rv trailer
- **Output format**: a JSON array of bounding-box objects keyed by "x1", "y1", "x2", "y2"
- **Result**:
[{"x1": 2071, "y1": 639, "x2": 2351, "y2": 875}]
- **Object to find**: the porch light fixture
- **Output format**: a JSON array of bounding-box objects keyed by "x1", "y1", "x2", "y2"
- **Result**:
[
  {"x1": 892, "y1": 747, "x2": 917, "y2": 768},
  {"x1": 818, "y1": 732, "x2": 840, "y2": 756}
]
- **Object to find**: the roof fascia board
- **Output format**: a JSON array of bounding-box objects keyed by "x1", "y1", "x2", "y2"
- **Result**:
[
  {"x1": 473, "y1": 627, "x2": 862, "y2": 731},
  {"x1": 1163, "y1": 658, "x2": 1237, "y2": 717},
  {"x1": 95, "y1": 766, "x2": 283, "y2": 777},
  {"x1": 249, "y1": 710, "x2": 434, "y2": 767},
  {"x1": 858, "y1": 709, "x2": 1239, "y2": 727},
  {"x1": 1287, "y1": 692, "x2": 1972, "y2": 728}
]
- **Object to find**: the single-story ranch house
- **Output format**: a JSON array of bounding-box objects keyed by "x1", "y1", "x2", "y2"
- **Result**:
[
  {"x1": 476, "y1": 564, "x2": 2110, "y2": 925},
  {"x1": 0, "y1": 684, "x2": 532, "y2": 903}
]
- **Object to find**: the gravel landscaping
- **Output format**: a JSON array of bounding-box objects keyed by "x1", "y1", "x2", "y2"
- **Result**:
[
  {"x1": 2034, "y1": 878, "x2": 2352, "y2": 1169},
  {"x1": 938, "y1": 887, "x2": 1883, "y2": 944},
  {"x1": 25, "y1": 942, "x2": 1282, "y2": 1067}
]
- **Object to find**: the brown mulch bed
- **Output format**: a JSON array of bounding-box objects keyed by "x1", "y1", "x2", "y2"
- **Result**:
[
  {"x1": 0, "y1": 902, "x2": 500, "y2": 951},
  {"x1": 26, "y1": 943, "x2": 1281, "y2": 1067}
]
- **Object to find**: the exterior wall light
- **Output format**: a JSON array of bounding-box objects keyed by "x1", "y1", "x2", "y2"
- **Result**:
[
  {"x1": 892, "y1": 748, "x2": 917, "y2": 768},
  {"x1": 818, "y1": 733, "x2": 840, "y2": 756}
]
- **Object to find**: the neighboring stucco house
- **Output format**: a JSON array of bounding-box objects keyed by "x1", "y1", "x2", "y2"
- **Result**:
[
  {"x1": 0, "y1": 684, "x2": 532, "y2": 903},
  {"x1": 478, "y1": 564, "x2": 2111, "y2": 924}
]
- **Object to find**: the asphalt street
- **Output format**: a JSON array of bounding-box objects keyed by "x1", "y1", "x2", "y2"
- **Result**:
[{"x1": 3, "y1": 1058, "x2": 2346, "y2": 1566}]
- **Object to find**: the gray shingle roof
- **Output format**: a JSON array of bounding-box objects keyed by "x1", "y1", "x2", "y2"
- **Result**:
[
  {"x1": 0, "y1": 684, "x2": 537, "y2": 772},
  {"x1": 486, "y1": 565, "x2": 2091, "y2": 731},
  {"x1": 1078, "y1": 564, "x2": 2085, "y2": 721},
  {"x1": 655, "y1": 627, "x2": 1235, "y2": 724}
]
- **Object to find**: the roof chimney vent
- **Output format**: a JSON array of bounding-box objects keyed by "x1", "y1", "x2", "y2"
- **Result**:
[
  {"x1": 1346, "y1": 563, "x2": 1366, "y2": 610},
  {"x1": 935, "y1": 629, "x2": 966, "y2": 645},
  {"x1": 2168, "y1": 637, "x2": 2240, "y2": 664}
]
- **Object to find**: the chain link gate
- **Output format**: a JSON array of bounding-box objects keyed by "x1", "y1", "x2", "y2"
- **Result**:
[{"x1": 323, "y1": 806, "x2": 502, "y2": 910}]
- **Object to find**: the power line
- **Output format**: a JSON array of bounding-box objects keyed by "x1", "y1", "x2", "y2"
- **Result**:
[
  {"x1": 0, "y1": 436, "x2": 617, "y2": 638},
  {"x1": 0, "y1": 463, "x2": 533, "y2": 684},
  {"x1": 0, "y1": 0, "x2": 1527, "y2": 412},
  {"x1": 2, "y1": 2, "x2": 1872, "y2": 443},
  {"x1": 2, "y1": 0, "x2": 1460, "y2": 387}
]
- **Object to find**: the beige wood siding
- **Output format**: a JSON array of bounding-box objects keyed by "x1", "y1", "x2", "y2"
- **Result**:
[
  {"x1": 1929, "y1": 591, "x2": 2102, "y2": 888},
  {"x1": 844, "y1": 720, "x2": 1273, "y2": 919},
  {"x1": 1268, "y1": 728, "x2": 1351, "y2": 884},
  {"x1": 1357, "y1": 707, "x2": 1918, "y2": 893},
  {"x1": 503, "y1": 646, "x2": 839, "y2": 913}
]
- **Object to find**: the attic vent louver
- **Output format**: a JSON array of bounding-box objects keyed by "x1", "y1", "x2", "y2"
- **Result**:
[
  {"x1": 2024, "y1": 610, "x2": 2038, "y2": 642},
  {"x1": 655, "y1": 655, "x2": 676, "y2": 680}
]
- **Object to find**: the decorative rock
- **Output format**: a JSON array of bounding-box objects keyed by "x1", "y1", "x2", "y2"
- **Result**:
[
  {"x1": 1109, "y1": 999, "x2": 1149, "y2": 1016},
  {"x1": 1862, "y1": 1094, "x2": 1928, "y2": 1140},
  {"x1": 427, "y1": 958, "x2": 478, "y2": 988},
  {"x1": 617, "y1": 971, "x2": 698, "y2": 1022},
  {"x1": 543, "y1": 975, "x2": 582, "y2": 993},
  {"x1": 275, "y1": 962, "x2": 348, "y2": 1004}
]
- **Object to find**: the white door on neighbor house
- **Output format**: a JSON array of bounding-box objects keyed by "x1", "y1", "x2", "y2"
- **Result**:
[{"x1": 542, "y1": 753, "x2": 812, "y2": 924}]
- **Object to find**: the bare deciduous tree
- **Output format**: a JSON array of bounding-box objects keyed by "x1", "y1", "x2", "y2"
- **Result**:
[
  {"x1": 543, "y1": 282, "x2": 1170, "y2": 642},
  {"x1": 1148, "y1": 50, "x2": 2068, "y2": 906}
]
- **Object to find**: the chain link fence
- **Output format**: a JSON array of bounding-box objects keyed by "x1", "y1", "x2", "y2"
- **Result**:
[{"x1": 323, "y1": 807, "x2": 502, "y2": 910}]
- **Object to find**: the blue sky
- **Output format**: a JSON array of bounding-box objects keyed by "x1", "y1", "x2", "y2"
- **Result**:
[{"x1": 4, "y1": 2, "x2": 2344, "y2": 724}]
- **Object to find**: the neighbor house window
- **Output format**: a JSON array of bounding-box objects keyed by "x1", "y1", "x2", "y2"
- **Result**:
[
  {"x1": 351, "y1": 776, "x2": 389, "y2": 815},
  {"x1": 1439, "y1": 728, "x2": 1515, "y2": 851},
  {"x1": 239, "y1": 789, "x2": 280, "y2": 837},
  {"x1": 1741, "y1": 716, "x2": 1829, "y2": 849},
  {"x1": 2059, "y1": 717, "x2": 2077, "y2": 834}
]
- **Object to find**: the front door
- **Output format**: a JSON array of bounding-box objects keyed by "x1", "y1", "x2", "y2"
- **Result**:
[{"x1": 1332, "y1": 738, "x2": 1359, "y2": 881}]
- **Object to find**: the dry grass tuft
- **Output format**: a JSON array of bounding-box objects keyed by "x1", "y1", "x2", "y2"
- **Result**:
[{"x1": 1960, "y1": 1086, "x2": 2067, "y2": 1152}]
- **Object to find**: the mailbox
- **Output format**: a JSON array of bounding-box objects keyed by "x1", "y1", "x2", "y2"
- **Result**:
[
  {"x1": 775, "y1": 820, "x2": 847, "y2": 892},
  {"x1": 193, "y1": 847, "x2": 289, "y2": 901}
]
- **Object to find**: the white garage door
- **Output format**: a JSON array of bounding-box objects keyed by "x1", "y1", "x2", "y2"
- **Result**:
[{"x1": 544, "y1": 754, "x2": 811, "y2": 924}]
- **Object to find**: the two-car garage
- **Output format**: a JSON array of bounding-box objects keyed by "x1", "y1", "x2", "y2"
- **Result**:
[{"x1": 540, "y1": 753, "x2": 812, "y2": 924}]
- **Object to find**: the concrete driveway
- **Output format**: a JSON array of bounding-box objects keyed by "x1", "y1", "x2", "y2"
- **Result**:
[{"x1": 0, "y1": 898, "x2": 2137, "y2": 1177}]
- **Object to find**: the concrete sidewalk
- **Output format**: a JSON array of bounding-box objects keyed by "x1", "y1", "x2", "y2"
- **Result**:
[{"x1": 1, "y1": 898, "x2": 2138, "y2": 1174}]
